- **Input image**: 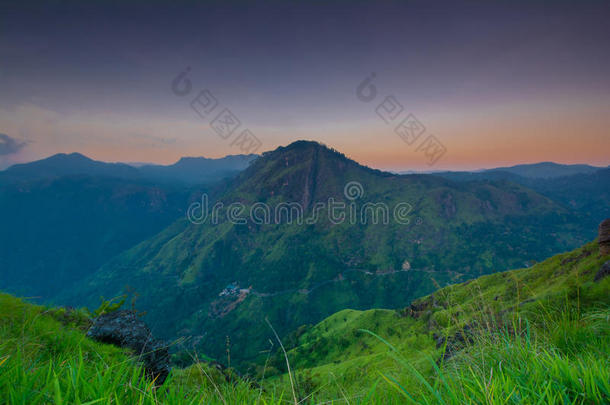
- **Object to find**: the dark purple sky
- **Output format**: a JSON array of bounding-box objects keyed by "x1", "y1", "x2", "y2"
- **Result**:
[{"x1": 1, "y1": 0, "x2": 609, "y2": 170}]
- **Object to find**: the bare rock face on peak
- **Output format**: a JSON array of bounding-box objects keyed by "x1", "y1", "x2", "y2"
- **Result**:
[
  {"x1": 599, "y1": 219, "x2": 610, "y2": 256},
  {"x1": 87, "y1": 310, "x2": 170, "y2": 385}
]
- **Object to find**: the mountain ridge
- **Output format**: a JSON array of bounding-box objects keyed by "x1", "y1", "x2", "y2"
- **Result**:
[
  {"x1": 7, "y1": 147, "x2": 606, "y2": 183},
  {"x1": 62, "y1": 140, "x2": 597, "y2": 371},
  {"x1": 2, "y1": 152, "x2": 140, "y2": 180},
  {"x1": 485, "y1": 161, "x2": 604, "y2": 178},
  {"x1": 2, "y1": 152, "x2": 258, "y2": 185}
]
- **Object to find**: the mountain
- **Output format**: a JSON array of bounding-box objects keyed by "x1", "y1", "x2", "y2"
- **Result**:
[
  {"x1": 2, "y1": 152, "x2": 140, "y2": 180},
  {"x1": 139, "y1": 154, "x2": 257, "y2": 185},
  {"x1": 0, "y1": 174, "x2": 193, "y2": 300},
  {"x1": 484, "y1": 162, "x2": 603, "y2": 178},
  {"x1": 64, "y1": 141, "x2": 596, "y2": 371},
  {"x1": 0, "y1": 151, "x2": 259, "y2": 301},
  {"x1": 400, "y1": 162, "x2": 604, "y2": 179},
  {"x1": 525, "y1": 168, "x2": 610, "y2": 230},
  {"x1": 2, "y1": 152, "x2": 258, "y2": 185},
  {"x1": 435, "y1": 167, "x2": 610, "y2": 232},
  {"x1": 435, "y1": 163, "x2": 606, "y2": 183}
]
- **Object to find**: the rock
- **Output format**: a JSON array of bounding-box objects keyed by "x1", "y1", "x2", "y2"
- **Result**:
[
  {"x1": 403, "y1": 297, "x2": 431, "y2": 318},
  {"x1": 433, "y1": 333, "x2": 445, "y2": 348},
  {"x1": 599, "y1": 218, "x2": 610, "y2": 256},
  {"x1": 87, "y1": 310, "x2": 170, "y2": 385},
  {"x1": 561, "y1": 249, "x2": 592, "y2": 265},
  {"x1": 433, "y1": 324, "x2": 474, "y2": 360},
  {"x1": 594, "y1": 261, "x2": 610, "y2": 282}
]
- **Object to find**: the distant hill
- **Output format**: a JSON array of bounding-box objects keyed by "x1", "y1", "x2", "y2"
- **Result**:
[
  {"x1": 0, "y1": 152, "x2": 258, "y2": 299},
  {"x1": 2, "y1": 152, "x2": 258, "y2": 185},
  {"x1": 485, "y1": 162, "x2": 603, "y2": 178},
  {"x1": 401, "y1": 162, "x2": 604, "y2": 180},
  {"x1": 2, "y1": 153, "x2": 140, "y2": 180},
  {"x1": 139, "y1": 154, "x2": 257, "y2": 185},
  {"x1": 64, "y1": 140, "x2": 596, "y2": 371},
  {"x1": 0, "y1": 175, "x2": 193, "y2": 300},
  {"x1": 434, "y1": 167, "x2": 610, "y2": 231}
]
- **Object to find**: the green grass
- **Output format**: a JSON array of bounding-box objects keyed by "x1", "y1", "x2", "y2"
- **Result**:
[
  {"x1": 368, "y1": 307, "x2": 610, "y2": 404},
  {"x1": 1, "y1": 240, "x2": 609, "y2": 404},
  {"x1": 0, "y1": 293, "x2": 279, "y2": 404},
  {"x1": 266, "y1": 241, "x2": 610, "y2": 402}
]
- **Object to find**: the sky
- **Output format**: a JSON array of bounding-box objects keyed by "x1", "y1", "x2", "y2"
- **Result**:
[{"x1": 1, "y1": 0, "x2": 609, "y2": 171}]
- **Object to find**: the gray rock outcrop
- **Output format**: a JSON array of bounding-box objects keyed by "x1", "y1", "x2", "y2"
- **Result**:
[{"x1": 87, "y1": 310, "x2": 170, "y2": 385}]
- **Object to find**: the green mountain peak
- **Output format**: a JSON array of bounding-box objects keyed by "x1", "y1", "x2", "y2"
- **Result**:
[{"x1": 62, "y1": 141, "x2": 595, "y2": 371}]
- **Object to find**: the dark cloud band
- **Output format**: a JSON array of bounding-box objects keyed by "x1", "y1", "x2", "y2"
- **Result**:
[{"x1": 0, "y1": 134, "x2": 27, "y2": 156}]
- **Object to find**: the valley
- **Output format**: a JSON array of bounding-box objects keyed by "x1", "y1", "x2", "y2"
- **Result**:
[
  {"x1": 2, "y1": 141, "x2": 605, "y2": 372},
  {"x1": 1, "y1": 230, "x2": 608, "y2": 403},
  {"x1": 2, "y1": 2, "x2": 609, "y2": 402},
  {"x1": 1, "y1": 142, "x2": 608, "y2": 403}
]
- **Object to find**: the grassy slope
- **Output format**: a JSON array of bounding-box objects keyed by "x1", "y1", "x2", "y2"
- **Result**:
[
  {"x1": 269, "y1": 241, "x2": 610, "y2": 403},
  {"x1": 0, "y1": 293, "x2": 273, "y2": 405},
  {"x1": 1, "y1": 240, "x2": 608, "y2": 404}
]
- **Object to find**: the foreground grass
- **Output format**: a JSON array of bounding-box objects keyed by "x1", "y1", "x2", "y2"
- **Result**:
[
  {"x1": 370, "y1": 307, "x2": 610, "y2": 404},
  {"x1": 270, "y1": 241, "x2": 610, "y2": 403},
  {"x1": 1, "y1": 241, "x2": 609, "y2": 404},
  {"x1": 0, "y1": 293, "x2": 281, "y2": 404}
]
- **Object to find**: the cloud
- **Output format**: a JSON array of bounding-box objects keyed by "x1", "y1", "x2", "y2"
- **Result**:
[{"x1": 0, "y1": 133, "x2": 28, "y2": 156}]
